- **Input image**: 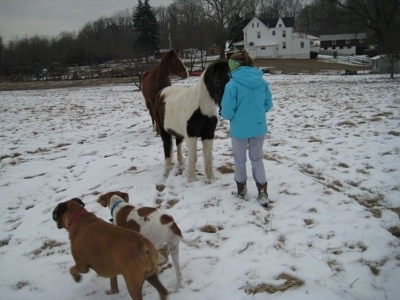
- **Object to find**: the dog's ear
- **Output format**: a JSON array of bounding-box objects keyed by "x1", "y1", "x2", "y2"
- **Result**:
[
  {"x1": 120, "y1": 192, "x2": 129, "y2": 203},
  {"x1": 53, "y1": 203, "x2": 67, "y2": 229},
  {"x1": 97, "y1": 195, "x2": 107, "y2": 207},
  {"x1": 71, "y1": 198, "x2": 85, "y2": 207}
]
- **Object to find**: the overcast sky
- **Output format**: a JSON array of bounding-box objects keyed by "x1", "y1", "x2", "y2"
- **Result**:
[{"x1": 0, "y1": 0, "x2": 173, "y2": 42}]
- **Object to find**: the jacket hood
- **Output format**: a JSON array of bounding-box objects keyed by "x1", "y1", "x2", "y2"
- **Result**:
[{"x1": 230, "y1": 67, "x2": 264, "y2": 88}]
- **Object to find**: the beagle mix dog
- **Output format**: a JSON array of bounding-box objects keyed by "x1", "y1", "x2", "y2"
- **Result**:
[
  {"x1": 97, "y1": 191, "x2": 200, "y2": 290},
  {"x1": 52, "y1": 198, "x2": 168, "y2": 299}
]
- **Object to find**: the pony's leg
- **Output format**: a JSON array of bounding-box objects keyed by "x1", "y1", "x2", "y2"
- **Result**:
[
  {"x1": 143, "y1": 94, "x2": 156, "y2": 132},
  {"x1": 176, "y1": 137, "x2": 184, "y2": 166},
  {"x1": 186, "y1": 137, "x2": 197, "y2": 182},
  {"x1": 203, "y1": 138, "x2": 216, "y2": 181},
  {"x1": 160, "y1": 129, "x2": 173, "y2": 177},
  {"x1": 150, "y1": 110, "x2": 156, "y2": 132}
]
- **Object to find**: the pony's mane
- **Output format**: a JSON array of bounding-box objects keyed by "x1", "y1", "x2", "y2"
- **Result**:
[{"x1": 198, "y1": 60, "x2": 230, "y2": 106}]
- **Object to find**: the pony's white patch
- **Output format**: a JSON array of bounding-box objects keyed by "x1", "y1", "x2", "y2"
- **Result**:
[
  {"x1": 161, "y1": 72, "x2": 217, "y2": 137},
  {"x1": 159, "y1": 69, "x2": 221, "y2": 182}
]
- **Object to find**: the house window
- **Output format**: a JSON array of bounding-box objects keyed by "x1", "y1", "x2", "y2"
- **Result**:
[
  {"x1": 261, "y1": 47, "x2": 265, "y2": 50},
  {"x1": 332, "y1": 40, "x2": 336, "y2": 45},
  {"x1": 283, "y1": 42, "x2": 286, "y2": 49},
  {"x1": 283, "y1": 30, "x2": 286, "y2": 38},
  {"x1": 345, "y1": 40, "x2": 350, "y2": 44},
  {"x1": 257, "y1": 22, "x2": 259, "y2": 28},
  {"x1": 300, "y1": 41, "x2": 304, "y2": 48},
  {"x1": 257, "y1": 32, "x2": 261, "y2": 39},
  {"x1": 279, "y1": 24, "x2": 282, "y2": 28},
  {"x1": 249, "y1": 42, "x2": 254, "y2": 46},
  {"x1": 252, "y1": 23, "x2": 254, "y2": 28},
  {"x1": 272, "y1": 30, "x2": 276, "y2": 36}
]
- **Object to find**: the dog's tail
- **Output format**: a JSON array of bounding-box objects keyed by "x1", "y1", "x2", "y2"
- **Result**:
[
  {"x1": 168, "y1": 219, "x2": 201, "y2": 246},
  {"x1": 178, "y1": 235, "x2": 201, "y2": 246}
]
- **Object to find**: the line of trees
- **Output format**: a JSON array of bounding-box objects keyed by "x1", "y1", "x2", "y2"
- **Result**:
[{"x1": 0, "y1": 0, "x2": 398, "y2": 80}]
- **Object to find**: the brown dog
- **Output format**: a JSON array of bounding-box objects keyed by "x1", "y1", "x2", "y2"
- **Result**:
[
  {"x1": 97, "y1": 191, "x2": 200, "y2": 290},
  {"x1": 52, "y1": 198, "x2": 168, "y2": 300}
]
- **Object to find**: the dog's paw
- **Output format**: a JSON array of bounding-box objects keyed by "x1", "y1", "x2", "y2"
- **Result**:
[{"x1": 106, "y1": 289, "x2": 119, "y2": 295}]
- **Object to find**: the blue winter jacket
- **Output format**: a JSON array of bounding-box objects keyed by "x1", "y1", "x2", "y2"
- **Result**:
[{"x1": 220, "y1": 66, "x2": 273, "y2": 139}]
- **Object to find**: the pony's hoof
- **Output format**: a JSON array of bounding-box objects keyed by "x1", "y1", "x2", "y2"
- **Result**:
[
  {"x1": 187, "y1": 176, "x2": 197, "y2": 183},
  {"x1": 205, "y1": 177, "x2": 217, "y2": 184}
]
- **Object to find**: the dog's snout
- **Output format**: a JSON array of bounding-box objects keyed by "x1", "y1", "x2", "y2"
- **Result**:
[{"x1": 52, "y1": 209, "x2": 57, "y2": 222}]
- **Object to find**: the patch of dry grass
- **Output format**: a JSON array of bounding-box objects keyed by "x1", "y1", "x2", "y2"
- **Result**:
[
  {"x1": 0, "y1": 237, "x2": 11, "y2": 247},
  {"x1": 299, "y1": 164, "x2": 325, "y2": 181},
  {"x1": 338, "y1": 162, "x2": 350, "y2": 168},
  {"x1": 388, "y1": 131, "x2": 400, "y2": 137},
  {"x1": 388, "y1": 226, "x2": 400, "y2": 238},
  {"x1": 200, "y1": 224, "x2": 219, "y2": 233},
  {"x1": 13, "y1": 280, "x2": 32, "y2": 290},
  {"x1": 326, "y1": 258, "x2": 344, "y2": 273},
  {"x1": 30, "y1": 239, "x2": 66, "y2": 257},
  {"x1": 155, "y1": 183, "x2": 166, "y2": 192},
  {"x1": 23, "y1": 173, "x2": 46, "y2": 179},
  {"x1": 308, "y1": 136, "x2": 322, "y2": 143},
  {"x1": 336, "y1": 121, "x2": 357, "y2": 127},
  {"x1": 245, "y1": 273, "x2": 305, "y2": 295},
  {"x1": 372, "y1": 112, "x2": 393, "y2": 118},
  {"x1": 165, "y1": 199, "x2": 179, "y2": 209},
  {"x1": 27, "y1": 147, "x2": 50, "y2": 154},
  {"x1": 274, "y1": 234, "x2": 286, "y2": 250},
  {"x1": 360, "y1": 258, "x2": 387, "y2": 276},
  {"x1": 303, "y1": 219, "x2": 314, "y2": 226},
  {"x1": 238, "y1": 241, "x2": 255, "y2": 254},
  {"x1": 217, "y1": 162, "x2": 234, "y2": 174},
  {"x1": 0, "y1": 153, "x2": 21, "y2": 162}
]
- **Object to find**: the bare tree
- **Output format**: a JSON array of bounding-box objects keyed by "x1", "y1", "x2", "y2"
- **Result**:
[
  {"x1": 200, "y1": 0, "x2": 251, "y2": 58},
  {"x1": 329, "y1": 0, "x2": 400, "y2": 78},
  {"x1": 282, "y1": 0, "x2": 303, "y2": 18}
]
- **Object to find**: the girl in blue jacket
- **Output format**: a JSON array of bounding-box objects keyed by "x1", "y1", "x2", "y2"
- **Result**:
[{"x1": 220, "y1": 51, "x2": 273, "y2": 207}]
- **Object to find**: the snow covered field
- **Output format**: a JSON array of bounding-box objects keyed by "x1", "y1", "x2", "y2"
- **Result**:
[{"x1": 1, "y1": 73, "x2": 399, "y2": 300}]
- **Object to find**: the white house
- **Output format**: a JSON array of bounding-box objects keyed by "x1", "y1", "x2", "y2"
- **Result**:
[{"x1": 240, "y1": 17, "x2": 316, "y2": 59}]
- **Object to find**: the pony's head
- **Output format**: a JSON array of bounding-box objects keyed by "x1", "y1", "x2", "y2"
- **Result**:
[
  {"x1": 203, "y1": 60, "x2": 230, "y2": 107},
  {"x1": 163, "y1": 49, "x2": 188, "y2": 79}
]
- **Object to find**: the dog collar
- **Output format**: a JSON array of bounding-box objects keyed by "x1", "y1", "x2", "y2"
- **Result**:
[
  {"x1": 110, "y1": 200, "x2": 124, "y2": 217},
  {"x1": 68, "y1": 208, "x2": 88, "y2": 229}
]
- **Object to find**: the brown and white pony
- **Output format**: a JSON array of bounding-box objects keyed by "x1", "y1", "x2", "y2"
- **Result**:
[
  {"x1": 141, "y1": 49, "x2": 188, "y2": 133},
  {"x1": 154, "y1": 60, "x2": 230, "y2": 182}
]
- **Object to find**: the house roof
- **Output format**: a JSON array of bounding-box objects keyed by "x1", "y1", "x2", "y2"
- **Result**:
[
  {"x1": 260, "y1": 17, "x2": 295, "y2": 28},
  {"x1": 293, "y1": 33, "x2": 319, "y2": 40},
  {"x1": 320, "y1": 33, "x2": 367, "y2": 41},
  {"x1": 371, "y1": 54, "x2": 400, "y2": 61},
  {"x1": 242, "y1": 17, "x2": 295, "y2": 29}
]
